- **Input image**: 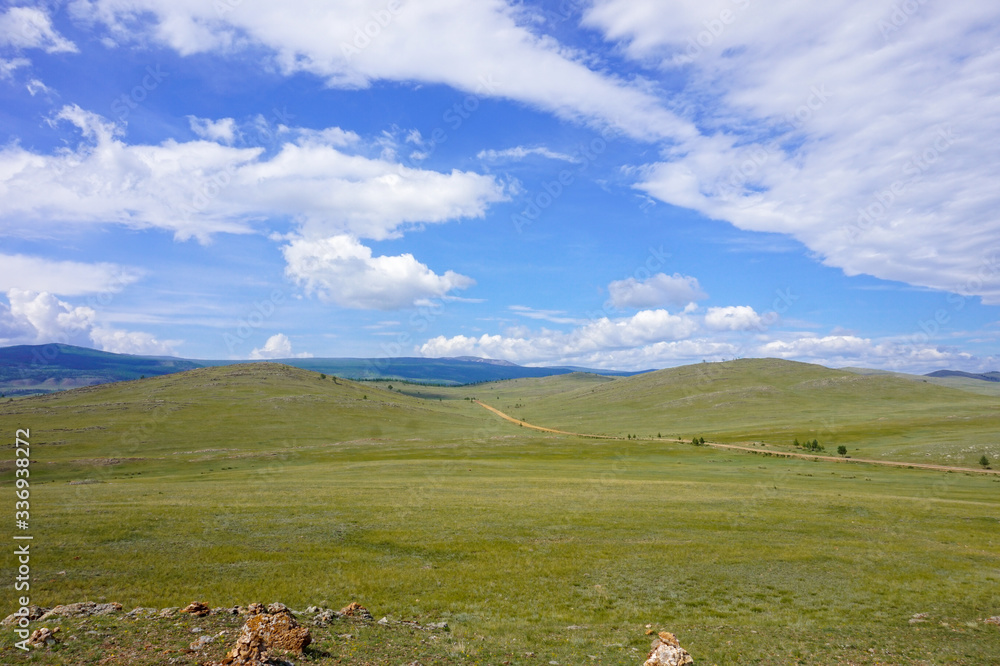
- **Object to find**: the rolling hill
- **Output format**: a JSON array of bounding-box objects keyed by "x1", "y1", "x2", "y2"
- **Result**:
[{"x1": 469, "y1": 358, "x2": 1000, "y2": 467}]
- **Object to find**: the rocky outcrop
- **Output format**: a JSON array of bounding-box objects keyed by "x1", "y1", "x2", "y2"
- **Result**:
[
  {"x1": 38, "y1": 601, "x2": 122, "y2": 621},
  {"x1": 213, "y1": 604, "x2": 311, "y2": 665},
  {"x1": 1, "y1": 605, "x2": 48, "y2": 626},
  {"x1": 644, "y1": 631, "x2": 694, "y2": 666}
]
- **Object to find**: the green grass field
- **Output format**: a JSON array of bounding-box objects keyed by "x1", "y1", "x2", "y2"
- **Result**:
[{"x1": 2, "y1": 361, "x2": 999, "y2": 664}]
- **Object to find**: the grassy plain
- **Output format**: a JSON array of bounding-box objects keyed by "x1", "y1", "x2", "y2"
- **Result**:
[{"x1": 2, "y1": 362, "x2": 999, "y2": 664}]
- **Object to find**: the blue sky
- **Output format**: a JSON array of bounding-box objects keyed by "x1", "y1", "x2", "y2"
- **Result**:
[{"x1": 1, "y1": 0, "x2": 998, "y2": 372}]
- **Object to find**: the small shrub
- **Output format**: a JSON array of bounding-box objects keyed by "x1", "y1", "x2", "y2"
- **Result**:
[{"x1": 981, "y1": 455, "x2": 991, "y2": 469}]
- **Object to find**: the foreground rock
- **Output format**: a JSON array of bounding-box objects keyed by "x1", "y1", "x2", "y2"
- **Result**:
[
  {"x1": 644, "y1": 631, "x2": 694, "y2": 666},
  {"x1": 27, "y1": 627, "x2": 60, "y2": 648},
  {"x1": 39, "y1": 601, "x2": 122, "y2": 621},
  {"x1": 211, "y1": 603, "x2": 311, "y2": 665}
]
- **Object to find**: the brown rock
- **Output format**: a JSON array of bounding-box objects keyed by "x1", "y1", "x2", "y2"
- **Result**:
[
  {"x1": 339, "y1": 602, "x2": 373, "y2": 620},
  {"x1": 27, "y1": 626, "x2": 60, "y2": 648},
  {"x1": 1, "y1": 605, "x2": 49, "y2": 626},
  {"x1": 211, "y1": 605, "x2": 311, "y2": 665},
  {"x1": 644, "y1": 631, "x2": 694, "y2": 666},
  {"x1": 181, "y1": 601, "x2": 212, "y2": 617},
  {"x1": 247, "y1": 602, "x2": 267, "y2": 615},
  {"x1": 985, "y1": 616, "x2": 1000, "y2": 626},
  {"x1": 245, "y1": 609, "x2": 311, "y2": 653}
]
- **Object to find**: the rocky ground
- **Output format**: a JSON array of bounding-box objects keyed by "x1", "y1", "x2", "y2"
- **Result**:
[{"x1": 2, "y1": 600, "x2": 696, "y2": 665}]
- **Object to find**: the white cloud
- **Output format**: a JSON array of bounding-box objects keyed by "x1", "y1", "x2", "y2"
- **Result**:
[
  {"x1": 420, "y1": 308, "x2": 699, "y2": 366},
  {"x1": 0, "y1": 57, "x2": 29, "y2": 79},
  {"x1": 477, "y1": 146, "x2": 580, "y2": 163},
  {"x1": 584, "y1": 0, "x2": 1000, "y2": 303},
  {"x1": 0, "y1": 289, "x2": 178, "y2": 356},
  {"x1": 0, "y1": 254, "x2": 141, "y2": 296},
  {"x1": 509, "y1": 305, "x2": 583, "y2": 325},
  {"x1": 608, "y1": 272, "x2": 707, "y2": 308},
  {"x1": 282, "y1": 234, "x2": 475, "y2": 310},
  {"x1": 249, "y1": 333, "x2": 312, "y2": 359},
  {"x1": 74, "y1": 0, "x2": 695, "y2": 142},
  {"x1": 89, "y1": 327, "x2": 180, "y2": 356},
  {"x1": 704, "y1": 305, "x2": 764, "y2": 332},
  {"x1": 25, "y1": 78, "x2": 52, "y2": 96},
  {"x1": 0, "y1": 105, "x2": 506, "y2": 243},
  {"x1": 0, "y1": 6, "x2": 78, "y2": 53},
  {"x1": 188, "y1": 115, "x2": 237, "y2": 144}
]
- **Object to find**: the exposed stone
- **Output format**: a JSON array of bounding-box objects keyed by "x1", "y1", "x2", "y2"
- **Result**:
[
  {"x1": 313, "y1": 609, "x2": 340, "y2": 625},
  {"x1": 426, "y1": 621, "x2": 449, "y2": 631},
  {"x1": 909, "y1": 612, "x2": 929, "y2": 624},
  {"x1": 27, "y1": 626, "x2": 60, "y2": 648},
  {"x1": 266, "y1": 603, "x2": 288, "y2": 614},
  {"x1": 38, "y1": 602, "x2": 122, "y2": 621},
  {"x1": 125, "y1": 607, "x2": 158, "y2": 618},
  {"x1": 985, "y1": 616, "x2": 1000, "y2": 626},
  {"x1": 180, "y1": 601, "x2": 212, "y2": 617},
  {"x1": 304, "y1": 605, "x2": 322, "y2": 614},
  {"x1": 1, "y1": 605, "x2": 49, "y2": 626},
  {"x1": 244, "y1": 608, "x2": 311, "y2": 653},
  {"x1": 158, "y1": 607, "x2": 180, "y2": 618},
  {"x1": 339, "y1": 602, "x2": 373, "y2": 620},
  {"x1": 212, "y1": 605, "x2": 312, "y2": 665},
  {"x1": 644, "y1": 631, "x2": 694, "y2": 666}
]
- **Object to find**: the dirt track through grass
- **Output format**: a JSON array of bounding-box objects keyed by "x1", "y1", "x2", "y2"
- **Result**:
[{"x1": 475, "y1": 400, "x2": 1000, "y2": 476}]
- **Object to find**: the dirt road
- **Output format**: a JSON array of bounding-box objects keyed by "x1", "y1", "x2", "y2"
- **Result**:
[{"x1": 474, "y1": 401, "x2": 1000, "y2": 476}]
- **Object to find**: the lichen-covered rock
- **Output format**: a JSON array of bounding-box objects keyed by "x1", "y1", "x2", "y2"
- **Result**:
[
  {"x1": 339, "y1": 602, "x2": 373, "y2": 620},
  {"x1": 27, "y1": 626, "x2": 60, "y2": 648},
  {"x1": 984, "y1": 616, "x2": 1000, "y2": 626},
  {"x1": 644, "y1": 631, "x2": 694, "y2": 666},
  {"x1": 180, "y1": 601, "x2": 212, "y2": 617},
  {"x1": 244, "y1": 608, "x2": 311, "y2": 653},
  {"x1": 38, "y1": 602, "x2": 121, "y2": 621},
  {"x1": 212, "y1": 605, "x2": 311, "y2": 665},
  {"x1": 1, "y1": 605, "x2": 49, "y2": 626}
]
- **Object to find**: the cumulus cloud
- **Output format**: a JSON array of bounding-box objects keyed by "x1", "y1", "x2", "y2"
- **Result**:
[
  {"x1": 282, "y1": 234, "x2": 475, "y2": 310},
  {"x1": 0, "y1": 254, "x2": 142, "y2": 296},
  {"x1": 73, "y1": 0, "x2": 695, "y2": 142},
  {"x1": 0, "y1": 6, "x2": 78, "y2": 53},
  {"x1": 584, "y1": 0, "x2": 1000, "y2": 303},
  {"x1": 249, "y1": 333, "x2": 312, "y2": 359},
  {"x1": 420, "y1": 308, "x2": 699, "y2": 366},
  {"x1": 704, "y1": 305, "x2": 764, "y2": 332},
  {"x1": 0, "y1": 105, "x2": 506, "y2": 243},
  {"x1": 188, "y1": 115, "x2": 238, "y2": 143},
  {"x1": 0, "y1": 289, "x2": 177, "y2": 355},
  {"x1": 607, "y1": 272, "x2": 707, "y2": 308}
]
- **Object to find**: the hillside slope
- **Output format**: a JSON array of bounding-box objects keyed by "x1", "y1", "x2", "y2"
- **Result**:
[{"x1": 477, "y1": 358, "x2": 1000, "y2": 466}]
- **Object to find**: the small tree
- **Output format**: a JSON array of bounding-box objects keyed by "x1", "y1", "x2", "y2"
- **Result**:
[
  {"x1": 793, "y1": 438, "x2": 800, "y2": 448},
  {"x1": 699, "y1": 436, "x2": 706, "y2": 445},
  {"x1": 837, "y1": 445, "x2": 848, "y2": 456},
  {"x1": 981, "y1": 455, "x2": 991, "y2": 469},
  {"x1": 320, "y1": 373, "x2": 326, "y2": 380}
]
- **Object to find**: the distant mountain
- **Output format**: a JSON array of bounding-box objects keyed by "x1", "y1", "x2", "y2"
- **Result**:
[
  {"x1": 925, "y1": 370, "x2": 1000, "y2": 382},
  {"x1": 0, "y1": 344, "x2": 203, "y2": 396},
  {"x1": 0, "y1": 345, "x2": 646, "y2": 395}
]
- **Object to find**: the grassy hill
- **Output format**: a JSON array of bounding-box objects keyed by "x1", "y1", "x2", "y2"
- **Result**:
[
  {"x1": 469, "y1": 359, "x2": 1000, "y2": 467},
  {"x1": 2, "y1": 361, "x2": 999, "y2": 664}
]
